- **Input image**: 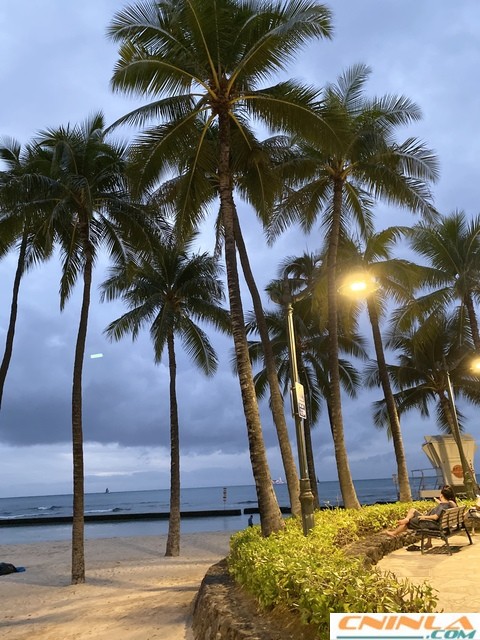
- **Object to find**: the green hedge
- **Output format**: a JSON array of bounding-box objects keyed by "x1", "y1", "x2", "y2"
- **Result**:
[{"x1": 228, "y1": 503, "x2": 441, "y2": 636}]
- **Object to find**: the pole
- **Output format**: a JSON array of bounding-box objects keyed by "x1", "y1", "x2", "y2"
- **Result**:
[
  {"x1": 286, "y1": 300, "x2": 315, "y2": 535},
  {"x1": 444, "y1": 367, "x2": 476, "y2": 499}
]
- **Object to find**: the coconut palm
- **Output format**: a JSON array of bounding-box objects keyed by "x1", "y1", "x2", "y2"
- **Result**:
[
  {"x1": 269, "y1": 64, "x2": 438, "y2": 507},
  {"x1": 108, "y1": 0, "x2": 335, "y2": 533},
  {"x1": 248, "y1": 253, "x2": 366, "y2": 507},
  {"x1": 149, "y1": 126, "x2": 302, "y2": 516},
  {"x1": 0, "y1": 138, "x2": 55, "y2": 408},
  {"x1": 28, "y1": 112, "x2": 153, "y2": 583},
  {"x1": 233, "y1": 210, "x2": 301, "y2": 516},
  {"x1": 405, "y1": 211, "x2": 480, "y2": 350},
  {"x1": 366, "y1": 311, "x2": 480, "y2": 497},
  {"x1": 102, "y1": 230, "x2": 229, "y2": 556},
  {"x1": 336, "y1": 228, "x2": 421, "y2": 501}
]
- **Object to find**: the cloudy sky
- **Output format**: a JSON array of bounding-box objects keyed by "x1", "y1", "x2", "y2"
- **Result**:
[{"x1": 1, "y1": 1, "x2": 480, "y2": 498}]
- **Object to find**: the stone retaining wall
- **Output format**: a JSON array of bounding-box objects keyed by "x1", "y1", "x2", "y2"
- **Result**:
[
  {"x1": 343, "y1": 530, "x2": 418, "y2": 566},
  {"x1": 191, "y1": 558, "x2": 317, "y2": 640}
]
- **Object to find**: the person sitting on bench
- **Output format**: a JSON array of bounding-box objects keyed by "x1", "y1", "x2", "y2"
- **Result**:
[{"x1": 386, "y1": 485, "x2": 456, "y2": 546}]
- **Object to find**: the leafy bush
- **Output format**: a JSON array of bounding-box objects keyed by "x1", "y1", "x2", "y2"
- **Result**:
[{"x1": 228, "y1": 504, "x2": 438, "y2": 637}]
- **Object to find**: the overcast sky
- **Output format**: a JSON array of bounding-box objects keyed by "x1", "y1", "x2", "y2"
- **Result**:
[{"x1": 1, "y1": 1, "x2": 480, "y2": 498}]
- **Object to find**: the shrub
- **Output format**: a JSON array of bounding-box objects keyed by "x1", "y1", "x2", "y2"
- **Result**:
[{"x1": 228, "y1": 504, "x2": 438, "y2": 637}]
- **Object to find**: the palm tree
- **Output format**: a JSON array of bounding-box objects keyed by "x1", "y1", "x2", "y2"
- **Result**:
[
  {"x1": 232, "y1": 209, "x2": 301, "y2": 516},
  {"x1": 28, "y1": 112, "x2": 152, "y2": 583},
  {"x1": 248, "y1": 254, "x2": 366, "y2": 507},
  {"x1": 107, "y1": 0, "x2": 335, "y2": 534},
  {"x1": 366, "y1": 312, "x2": 480, "y2": 494},
  {"x1": 336, "y1": 228, "x2": 418, "y2": 501},
  {"x1": 0, "y1": 138, "x2": 54, "y2": 409},
  {"x1": 406, "y1": 211, "x2": 480, "y2": 350},
  {"x1": 269, "y1": 64, "x2": 438, "y2": 507},
  {"x1": 151, "y1": 129, "x2": 302, "y2": 516},
  {"x1": 102, "y1": 231, "x2": 229, "y2": 556}
]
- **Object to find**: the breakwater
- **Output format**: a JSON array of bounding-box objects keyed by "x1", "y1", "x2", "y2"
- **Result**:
[{"x1": 0, "y1": 506, "x2": 293, "y2": 527}]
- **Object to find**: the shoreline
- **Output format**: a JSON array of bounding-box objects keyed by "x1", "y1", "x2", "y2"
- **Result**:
[
  {"x1": 0, "y1": 517, "x2": 250, "y2": 546},
  {"x1": 0, "y1": 531, "x2": 233, "y2": 639}
]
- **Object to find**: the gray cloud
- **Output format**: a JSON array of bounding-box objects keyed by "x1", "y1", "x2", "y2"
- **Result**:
[{"x1": 1, "y1": 1, "x2": 480, "y2": 495}]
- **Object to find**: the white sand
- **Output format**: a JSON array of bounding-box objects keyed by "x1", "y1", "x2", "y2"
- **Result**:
[{"x1": 0, "y1": 532, "x2": 232, "y2": 640}]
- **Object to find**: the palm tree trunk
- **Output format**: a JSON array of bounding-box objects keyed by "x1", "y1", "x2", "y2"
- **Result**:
[
  {"x1": 0, "y1": 227, "x2": 27, "y2": 409},
  {"x1": 165, "y1": 331, "x2": 181, "y2": 556},
  {"x1": 217, "y1": 111, "x2": 283, "y2": 535},
  {"x1": 71, "y1": 250, "x2": 92, "y2": 584},
  {"x1": 440, "y1": 379, "x2": 476, "y2": 499},
  {"x1": 233, "y1": 209, "x2": 301, "y2": 517},
  {"x1": 326, "y1": 178, "x2": 360, "y2": 509},
  {"x1": 464, "y1": 292, "x2": 480, "y2": 352},
  {"x1": 367, "y1": 297, "x2": 412, "y2": 502}
]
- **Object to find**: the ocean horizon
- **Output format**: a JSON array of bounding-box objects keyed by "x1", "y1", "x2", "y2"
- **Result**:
[{"x1": 0, "y1": 477, "x2": 424, "y2": 545}]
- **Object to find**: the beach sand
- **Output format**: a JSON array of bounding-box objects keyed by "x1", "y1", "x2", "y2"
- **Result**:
[{"x1": 0, "y1": 531, "x2": 232, "y2": 640}]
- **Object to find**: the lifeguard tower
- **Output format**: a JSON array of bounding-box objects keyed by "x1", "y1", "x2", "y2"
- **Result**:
[{"x1": 414, "y1": 434, "x2": 478, "y2": 498}]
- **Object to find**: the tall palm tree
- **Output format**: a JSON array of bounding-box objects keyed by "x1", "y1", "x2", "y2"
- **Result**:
[
  {"x1": 406, "y1": 211, "x2": 480, "y2": 350},
  {"x1": 269, "y1": 64, "x2": 438, "y2": 507},
  {"x1": 0, "y1": 138, "x2": 54, "y2": 408},
  {"x1": 248, "y1": 254, "x2": 366, "y2": 507},
  {"x1": 102, "y1": 231, "x2": 229, "y2": 556},
  {"x1": 336, "y1": 228, "x2": 418, "y2": 501},
  {"x1": 29, "y1": 112, "x2": 152, "y2": 583},
  {"x1": 150, "y1": 128, "x2": 302, "y2": 516},
  {"x1": 366, "y1": 312, "x2": 480, "y2": 491},
  {"x1": 232, "y1": 208, "x2": 300, "y2": 516},
  {"x1": 108, "y1": 0, "x2": 335, "y2": 534}
]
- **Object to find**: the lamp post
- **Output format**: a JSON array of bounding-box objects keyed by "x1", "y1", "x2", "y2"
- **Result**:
[{"x1": 283, "y1": 275, "x2": 315, "y2": 535}]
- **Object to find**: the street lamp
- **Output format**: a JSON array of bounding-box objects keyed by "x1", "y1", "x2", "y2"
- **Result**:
[{"x1": 283, "y1": 274, "x2": 315, "y2": 535}]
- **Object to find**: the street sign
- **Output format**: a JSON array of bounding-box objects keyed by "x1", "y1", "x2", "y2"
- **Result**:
[{"x1": 290, "y1": 382, "x2": 307, "y2": 419}]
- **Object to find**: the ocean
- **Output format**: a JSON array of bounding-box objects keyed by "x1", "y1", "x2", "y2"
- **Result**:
[{"x1": 0, "y1": 478, "x2": 409, "y2": 545}]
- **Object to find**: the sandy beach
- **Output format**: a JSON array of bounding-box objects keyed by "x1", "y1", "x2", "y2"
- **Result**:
[{"x1": 0, "y1": 531, "x2": 232, "y2": 640}]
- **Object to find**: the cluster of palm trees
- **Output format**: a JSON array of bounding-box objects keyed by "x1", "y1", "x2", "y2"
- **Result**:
[
  {"x1": 251, "y1": 213, "x2": 480, "y2": 511},
  {"x1": 1, "y1": 0, "x2": 480, "y2": 585}
]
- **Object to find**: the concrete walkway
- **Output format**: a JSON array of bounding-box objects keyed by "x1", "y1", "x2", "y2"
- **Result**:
[{"x1": 377, "y1": 530, "x2": 480, "y2": 612}]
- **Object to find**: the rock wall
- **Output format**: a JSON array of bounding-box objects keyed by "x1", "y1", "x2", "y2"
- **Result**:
[{"x1": 191, "y1": 559, "x2": 317, "y2": 640}]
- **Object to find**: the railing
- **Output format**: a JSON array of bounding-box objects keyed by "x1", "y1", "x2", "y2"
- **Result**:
[
  {"x1": 409, "y1": 468, "x2": 444, "y2": 499},
  {"x1": 393, "y1": 468, "x2": 480, "y2": 501}
]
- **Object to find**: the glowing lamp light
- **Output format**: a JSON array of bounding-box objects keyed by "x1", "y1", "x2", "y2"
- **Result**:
[
  {"x1": 350, "y1": 281, "x2": 368, "y2": 292},
  {"x1": 470, "y1": 357, "x2": 480, "y2": 373},
  {"x1": 338, "y1": 272, "x2": 379, "y2": 298},
  {"x1": 90, "y1": 353, "x2": 104, "y2": 359}
]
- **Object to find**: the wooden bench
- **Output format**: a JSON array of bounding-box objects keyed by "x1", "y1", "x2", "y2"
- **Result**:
[{"x1": 417, "y1": 506, "x2": 473, "y2": 555}]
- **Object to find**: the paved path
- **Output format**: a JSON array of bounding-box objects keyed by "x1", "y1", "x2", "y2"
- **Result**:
[{"x1": 377, "y1": 530, "x2": 480, "y2": 612}]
